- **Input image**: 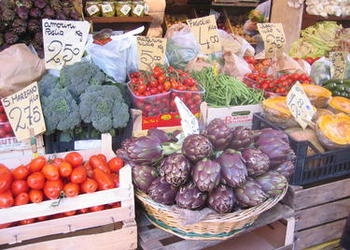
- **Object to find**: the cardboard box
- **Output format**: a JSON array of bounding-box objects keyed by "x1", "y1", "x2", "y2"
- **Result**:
[{"x1": 200, "y1": 102, "x2": 262, "y2": 128}]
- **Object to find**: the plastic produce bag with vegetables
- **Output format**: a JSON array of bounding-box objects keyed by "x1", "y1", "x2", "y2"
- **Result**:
[{"x1": 310, "y1": 57, "x2": 332, "y2": 85}]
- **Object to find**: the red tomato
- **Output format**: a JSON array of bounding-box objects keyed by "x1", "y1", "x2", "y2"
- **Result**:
[
  {"x1": 27, "y1": 172, "x2": 45, "y2": 190},
  {"x1": 15, "y1": 192, "x2": 29, "y2": 206},
  {"x1": 51, "y1": 157, "x2": 64, "y2": 166},
  {"x1": 113, "y1": 174, "x2": 120, "y2": 188},
  {"x1": 70, "y1": 166, "x2": 87, "y2": 184},
  {"x1": 64, "y1": 152, "x2": 83, "y2": 168},
  {"x1": 89, "y1": 205, "x2": 105, "y2": 212},
  {"x1": 63, "y1": 182, "x2": 80, "y2": 197},
  {"x1": 80, "y1": 178, "x2": 98, "y2": 193},
  {"x1": 0, "y1": 113, "x2": 7, "y2": 122},
  {"x1": 0, "y1": 222, "x2": 12, "y2": 229},
  {"x1": 29, "y1": 189, "x2": 44, "y2": 203},
  {"x1": 79, "y1": 207, "x2": 89, "y2": 214},
  {"x1": 43, "y1": 180, "x2": 63, "y2": 200},
  {"x1": 58, "y1": 161, "x2": 73, "y2": 177},
  {"x1": 63, "y1": 210, "x2": 77, "y2": 217},
  {"x1": 36, "y1": 216, "x2": 48, "y2": 221},
  {"x1": 12, "y1": 165, "x2": 30, "y2": 180},
  {"x1": 0, "y1": 164, "x2": 12, "y2": 193},
  {"x1": 108, "y1": 202, "x2": 121, "y2": 208},
  {"x1": 108, "y1": 157, "x2": 124, "y2": 173},
  {"x1": 42, "y1": 164, "x2": 60, "y2": 181},
  {"x1": 96, "y1": 154, "x2": 107, "y2": 163},
  {"x1": 11, "y1": 180, "x2": 28, "y2": 196},
  {"x1": 29, "y1": 156, "x2": 47, "y2": 172},
  {"x1": 19, "y1": 218, "x2": 35, "y2": 225},
  {"x1": 93, "y1": 168, "x2": 115, "y2": 190},
  {"x1": 89, "y1": 155, "x2": 110, "y2": 174},
  {"x1": 0, "y1": 190, "x2": 14, "y2": 208}
]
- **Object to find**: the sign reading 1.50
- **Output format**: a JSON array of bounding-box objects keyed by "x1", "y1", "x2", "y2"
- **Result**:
[
  {"x1": 187, "y1": 15, "x2": 221, "y2": 54},
  {"x1": 1, "y1": 82, "x2": 46, "y2": 140}
]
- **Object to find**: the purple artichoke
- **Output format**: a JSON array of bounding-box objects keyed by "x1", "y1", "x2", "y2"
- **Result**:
[
  {"x1": 234, "y1": 178, "x2": 268, "y2": 208},
  {"x1": 148, "y1": 177, "x2": 178, "y2": 205},
  {"x1": 229, "y1": 126, "x2": 254, "y2": 150},
  {"x1": 241, "y1": 148, "x2": 270, "y2": 177},
  {"x1": 159, "y1": 153, "x2": 191, "y2": 187},
  {"x1": 12, "y1": 18, "x2": 27, "y2": 34},
  {"x1": 27, "y1": 18, "x2": 41, "y2": 33},
  {"x1": 273, "y1": 160, "x2": 295, "y2": 180},
  {"x1": 29, "y1": 7, "x2": 42, "y2": 18},
  {"x1": 192, "y1": 158, "x2": 221, "y2": 192},
  {"x1": 203, "y1": 118, "x2": 233, "y2": 150},
  {"x1": 4, "y1": 31, "x2": 19, "y2": 44},
  {"x1": 16, "y1": 0, "x2": 33, "y2": 9},
  {"x1": 15, "y1": 6, "x2": 29, "y2": 19},
  {"x1": 1, "y1": 7, "x2": 16, "y2": 22},
  {"x1": 43, "y1": 6, "x2": 55, "y2": 18},
  {"x1": 132, "y1": 165, "x2": 158, "y2": 193},
  {"x1": 34, "y1": 0, "x2": 47, "y2": 9},
  {"x1": 147, "y1": 128, "x2": 174, "y2": 143},
  {"x1": 208, "y1": 184, "x2": 237, "y2": 214},
  {"x1": 175, "y1": 182, "x2": 207, "y2": 210},
  {"x1": 216, "y1": 149, "x2": 247, "y2": 188},
  {"x1": 255, "y1": 171, "x2": 288, "y2": 197},
  {"x1": 182, "y1": 134, "x2": 213, "y2": 162}
]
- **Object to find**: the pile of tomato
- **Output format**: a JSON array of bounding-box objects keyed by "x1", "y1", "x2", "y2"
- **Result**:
[
  {"x1": 128, "y1": 65, "x2": 203, "y2": 117},
  {"x1": 0, "y1": 152, "x2": 124, "y2": 228},
  {"x1": 0, "y1": 103, "x2": 14, "y2": 138}
]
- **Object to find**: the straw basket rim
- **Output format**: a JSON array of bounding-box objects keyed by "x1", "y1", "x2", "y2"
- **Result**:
[{"x1": 136, "y1": 184, "x2": 288, "y2": 240}]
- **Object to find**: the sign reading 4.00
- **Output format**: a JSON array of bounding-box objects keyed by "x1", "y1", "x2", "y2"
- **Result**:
[
  {"x1": 1, "y1": 82, "x2": 46, "y2": 141},
  {"x1": 43, "y1": 19, "x2": 90, "y2": 70},
  {"x1": 187, "y1": 15, "x2": 221, "y2": 54}
]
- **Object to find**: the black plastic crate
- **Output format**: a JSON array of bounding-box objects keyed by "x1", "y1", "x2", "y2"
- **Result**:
[{"x1": 252, "y1": 113, "x2": 350, "y2": 186}]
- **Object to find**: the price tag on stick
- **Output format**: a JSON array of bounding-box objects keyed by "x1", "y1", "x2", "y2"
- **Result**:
[
  {"x1": 287, "y1": 82, "x2": 315, "y2": 129},
  {"x1": 136, "y1": 36, "x2": 167, "y2": 71},
  {"x1": 1, "y1": 82, "x2": 46, "y2": 141},
  {"x1": 187, "y1": 15, "x2": 221, "y2": 54},
  {"x1": 330, "y1": 51, "x2": 347, "y2": 79},
  {"x1": 257, "y1": 23, "x2": 286, "y2": 58},
  {"x1": 43, "y1": 19, "x2": 90, "y2": 70}
]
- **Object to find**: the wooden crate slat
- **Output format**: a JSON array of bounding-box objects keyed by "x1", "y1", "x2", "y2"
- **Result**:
[
  {"x1": 295, "y1": 219, "x2": 347, "y2": 250},
  {"x1": 295, "y1": 198, "x2": 350, "y2": 231}
]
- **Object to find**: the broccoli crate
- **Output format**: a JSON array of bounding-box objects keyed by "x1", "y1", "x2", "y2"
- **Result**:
[{"x1": 0, "y1": 134, "x2": 137, "y2": 250}]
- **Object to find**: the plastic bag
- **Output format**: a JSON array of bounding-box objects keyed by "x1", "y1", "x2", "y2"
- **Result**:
[
  {"x1": 222, "y1": 49, "x2": 252, "y2": 79},
  {"x1": 310, "y1": 57, "x2": 332, "y2": 84},
  {"x1": 0, "y1": 43, "x2": 46, "y2": 98},
  {"x1": 85, "y1": 28, "x2": 142, "y2": 83},
  {"x1": 165, "y1": 23, "x2": 200, "y2": 70}
]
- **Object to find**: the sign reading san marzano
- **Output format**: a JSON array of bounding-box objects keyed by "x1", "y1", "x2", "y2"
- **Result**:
[
  {"x1": 43, "y1": 19, "x2": 90, "y2": 70},
  {"x1": 1, "y1": 82, "x2": 46, "y2": 141},
  {"x1": 137, "y1": 36, "x2": 167, "y2": 71}
]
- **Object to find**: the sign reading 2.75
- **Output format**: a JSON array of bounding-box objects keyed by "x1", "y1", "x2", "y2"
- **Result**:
[
  {"x1": 43, "y1": 19, "x2": 90, "y2": 70},
  {"x1": 1, "y1": 82, "x2": 46, "y2": 140}
]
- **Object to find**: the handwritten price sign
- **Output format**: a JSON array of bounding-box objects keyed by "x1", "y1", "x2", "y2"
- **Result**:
[
  {"x1": 43, "y1": 19, "x2": 90, "y2": 70},
  {"x1": 137, "y1": 36, "x2": 167, "y2": 71},
  {"x1": 1, "y1": 82, "x2": 46, "y2": 140},
  {"x1": 187, "y1": 15, "x2": 221, "y2": 54},
  {"x1": 330, "y1": 51, "x2": 347, "y2": 79},
  {"x1": 287, "y1": 82, "x2": 315, "y2": 129},
  {"x1": 257, "y1": 23, "x2": 286, "y2": 58}
]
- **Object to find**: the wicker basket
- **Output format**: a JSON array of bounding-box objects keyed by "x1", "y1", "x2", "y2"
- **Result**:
[{"x1": 136, "y1": 185, "x2": 288, "y2": 240}]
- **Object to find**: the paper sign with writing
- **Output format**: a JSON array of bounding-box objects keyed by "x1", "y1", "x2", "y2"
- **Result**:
[
  {"x1": 137, "y1": 36, "x2": 167, "y2": 71},
  {"x1": 1, "y1": 82, "x2": 46, "y2": 141},
  {"x1": 174, "y1": 96, "x2": 199, "y2": 137},
  {"x1": 187, "y1": 15, "x2": 221, "y2": 54},
  {"x1": 257, "y1": 23, "x2": 286, "y2": 58},
  {"x1": 43, "y1": 19, "x2": 90, "y2": 70},
  {"x1": 286, "y1": 82, "x2": 315, "y2": 129},
  {"x1": 330, "y1": 51, "x2": 347, "y2": 79}
]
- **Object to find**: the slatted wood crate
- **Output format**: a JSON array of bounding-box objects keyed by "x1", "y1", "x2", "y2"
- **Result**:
[
  {"x1": 282, "y1": 178, "x2": 350, "y2": 250},
  {"x1": 0, "y1": 134, "x2": 137, "y2": 250}
]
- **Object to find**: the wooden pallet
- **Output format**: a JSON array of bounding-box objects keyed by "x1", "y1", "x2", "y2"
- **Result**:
[
  {"x1": 282, "y1": 178, "x2": 350, "y2": 250},
  {"x1": 138, "y1": 203, "x2": 295, "y2": 250}
]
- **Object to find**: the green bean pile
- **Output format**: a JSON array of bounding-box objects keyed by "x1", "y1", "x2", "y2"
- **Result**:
[{"x1": 191, "y1": 68, "x2": 265, "y2": 107}]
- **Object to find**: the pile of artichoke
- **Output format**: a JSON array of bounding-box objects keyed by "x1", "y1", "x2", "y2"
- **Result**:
[{"x1": 117, "y1": 120, "x2": 296, "y2": 214}]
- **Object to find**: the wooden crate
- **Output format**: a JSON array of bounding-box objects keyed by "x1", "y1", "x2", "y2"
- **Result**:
[
  {"x1": 0, "y1": 134, "x2": 137, "y2": 250},
  {"x1": 282, "y1": 178, "x2": 350, "y2": 250},
  {"x1": 138, "y1": 203, "x2": 295, "y2": 250}
]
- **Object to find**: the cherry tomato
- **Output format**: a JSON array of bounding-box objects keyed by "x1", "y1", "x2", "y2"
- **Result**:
[
  {"x1": 15, "y1": 192, "x2": 30, "y2": 206},
  {"x1": 58, "y1": 161, "x2": 73, "y2": 178},
  {"x1": 64, "y1": 152, "x2": 83, "y2": 168},
  {"x1": 70, "y1": 166, "x2": 87, "y2": 184},
  {"x1": 29, "y1": 189, "x2": 44, "y2": 203},
  {"x1": 80, "y1": 178, "x2": 98, "y2": 193},
  {"x1": 93, "y1": 168, "x2": 115, "y2": 190},
  {"x1": 27, "y1": 172, "x2": 45, "y2": 190},
  {"x1": 108, "y1": 157, "x2": 124, "y2": 173},
  {"x1": 0, "y1": 190, "x2": 14, "y2": 208},
  {"x1": 96, "y1": 154, "x2": 107, "y2": 163},
  {"x1": 63, "y1": 182, "x2": 80, "y2": 197},
  {"x1": 51, "y1": 157, "x2": 64, "y2": 166},
  {"x1": 42, "y1": 164, "x2": 60, "y2": 181},
  {"x1": 29, "y1": 156, "x2": 47, "y2": 172},
  {"x1": 12, "y1": 165, "x2": 29, "y2": 180},
  {"x1": 0, "y1": 164, "x2": 12, "y2": 193},
  {"x1": 11, "y1": 180, "x2": 28, "y2": 196},
  {"x1": 43, "y1": 180, "x2": 63, "y2": 200}
]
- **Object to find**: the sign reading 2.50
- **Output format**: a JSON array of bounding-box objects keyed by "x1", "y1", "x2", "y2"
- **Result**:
[
  {"x1": 1, "y1": 82, "x2": 46, "y2": 140},
  {"x1": 187, "y1": 15, "x2": 221, "y2": 54},
  {"x1": 43, "y1": 19, "x2": 90, "y2": 70},
  {"x1": 136, "y1": 36, "x2": 167, "y2": 71}
]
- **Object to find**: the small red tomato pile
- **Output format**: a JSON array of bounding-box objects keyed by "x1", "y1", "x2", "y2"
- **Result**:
[
  {"x1": 0, "y1": 103, "x2": 14, "y2": 138},
  {"x1": 0, "y1": 152, "x2": 124, "y2": 228},
  {"x1": 244, "y1": 56, "x2": 272, "y2": 73},
  {"x1": 128, "y1": 65, "x2": 203, "y2": 117}
]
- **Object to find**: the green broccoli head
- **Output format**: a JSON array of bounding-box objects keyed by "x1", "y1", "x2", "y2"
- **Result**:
[
  {"x1": 59, "y1": 61, "x2": 106, "y2": 99},
  {"x1": 79, "y1": 85, "x2": 130, "y2": 133},
  {"x1": 41, "y1": 88, "x2": 81, "y2": 135},
  {"x1": 38, "y1": 73, "x2": 61, "y2": 97}
]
